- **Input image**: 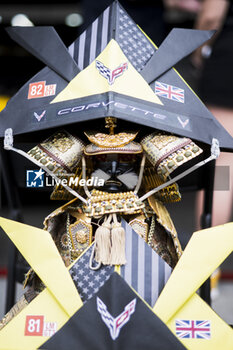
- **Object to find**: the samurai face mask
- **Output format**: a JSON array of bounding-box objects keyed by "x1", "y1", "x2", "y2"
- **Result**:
[{"x1": 91, "y1": 154, "x2": 141, "y2": 193}]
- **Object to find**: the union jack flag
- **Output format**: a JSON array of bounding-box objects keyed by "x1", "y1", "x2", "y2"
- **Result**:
[
  {"x1": 155, "y1": 81, "x2": 185, "y2": 103},
  {"x1": 175, "y1": 319, "x2": 211, "y2": 339},
  {"x1": 96, "y1": 60, "x2": 128, "y2": 85}
]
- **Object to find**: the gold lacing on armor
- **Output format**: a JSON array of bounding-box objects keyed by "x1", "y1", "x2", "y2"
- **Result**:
[
  {"x1": 83, "y1": 189, "x2": 145, "y2": 218},
  {"x1": 148, "y1": 195, "x2": 182, "y2": 258},
  {"x1": 0, "y1": 295, "x2": 28, "y2": 331},
  {"x1": 143, "y1": 165, "x2": 181, "y2": 203}
]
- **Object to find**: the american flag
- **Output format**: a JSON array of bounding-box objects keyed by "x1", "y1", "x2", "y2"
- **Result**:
[
  {"x1": 155, "y1": 81, "x2": 185, "y2": 103},
  {"x1": 68, "y1": 2, "x2": 154, "y2": 72},
  {"x1": 70, "y1": 220, "x2": 171, "y2": 307},
  {"x1": 175, "y1": 320, "x2": 211, "y2": 339},
  {"x1": 120, "y1": 219, "x2": 171, "y2": 307},
  {"x1": 69, "y1": 245, "x2": 114, "y2": 303},
  {"x1": 117, "y1": 5, "x2": 154, "y2": 72}
]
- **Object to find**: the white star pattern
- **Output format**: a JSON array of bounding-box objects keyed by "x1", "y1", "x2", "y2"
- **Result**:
[
  {"x1": 72, "y1": 4, "x2": 155, "y2": 73},
  {"x1": 89, "y1": 281, "x2": 94, "y2": 288},
  {"x1": 85, "y1": 250, "x2": 91, "y2": 257},
  {"x1": 69, "y1": 246, "x2": 114, "y2": 303},
  {"x1": 118, "y1": 5, "x2": 155, "y2": 72}
]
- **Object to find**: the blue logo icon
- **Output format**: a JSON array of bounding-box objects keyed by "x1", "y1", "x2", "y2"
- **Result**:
[{"x1": 26, "y1": 169, "x2": 45, "y2": 188}]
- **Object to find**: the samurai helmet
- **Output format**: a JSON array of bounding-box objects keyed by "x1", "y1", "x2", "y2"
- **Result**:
[{"x1": 84, "y1": 117, "x2": 142, "y2": 156}]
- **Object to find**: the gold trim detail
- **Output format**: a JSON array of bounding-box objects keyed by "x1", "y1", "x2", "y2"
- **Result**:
[
  {"x1": 84, "y1": 131, "x2": 138, "y2": 148},
  {"x1": 143, "y1": 166, "x2": 181, "y2": 203},
  {"x1": 141, "y1": 133, "x2": 203, "y2": 180},
  {"x1": 129, "y1": 217, "x2": 148, "y2": 242},
  {"x1": 69, "y1": 219, "x2": 92, "y2": 247},
  {"x1": 148, "y1": 195, "x2": 182, "y2": 258},
  {"x1": 84, "y1": 141, "x2": 142, "y2": 155},
  {"x1": 83, "y1": 189, "x2": 145, "y2": 217},
  {"x1": 28, "y1": 130, "x2": 85, "y2": 174},
  {"x1": 0, "y1": 295, "x2": 28, "y2": 330}
]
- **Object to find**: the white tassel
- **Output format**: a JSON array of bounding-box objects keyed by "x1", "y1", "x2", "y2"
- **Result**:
[
  {"x1": 94, "y1": 215, "x2": 112, "y2": 265},
  {"x1": 110, "y1": 214, "x2": 126, "y2": 265}
]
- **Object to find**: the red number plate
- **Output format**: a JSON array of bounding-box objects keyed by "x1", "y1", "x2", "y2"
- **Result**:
[
  {"x1": 25, "y1": 315, "x2": 44, "y2": 336},
  {"x1": 28, "y1": 81, "x2": 46, "y2": 99}
]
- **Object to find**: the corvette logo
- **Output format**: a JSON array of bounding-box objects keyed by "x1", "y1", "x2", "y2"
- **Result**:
[
  {"x1": 97, "y1": 297, "x2": 136, "y2": 340},
  {"x1": 96, "y1": 60, "x2": 128, "y2": 85},
  {"x1": 34, "y1": 110, "x2": 46, "y2": 122},
  {"x1": 177, "y1": 116, "x2": 189, "y2": 128}
]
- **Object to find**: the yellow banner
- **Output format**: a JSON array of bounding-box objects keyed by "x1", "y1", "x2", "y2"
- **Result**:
[
  {"x1": 0, "y1": 218, "x2": 82, "y2": 316},
  {"x1": 154, "y1": 223, "x2": 233, "y2": 322},
  {"x1": 167, "y1": 293, "x2": 233, "y2": 350},
  {"x1": 52, "y1": 39, "x2": 162, "y2": 105},
  {"x1": 0, "y1": 288, "x2": 81, "y2": 350},
  {"x1": 153, "y1": 223, "x2": 233, "y2": 349},
  {"x1": 0, "y1": 217, "x2": 83, "y2": 349}
]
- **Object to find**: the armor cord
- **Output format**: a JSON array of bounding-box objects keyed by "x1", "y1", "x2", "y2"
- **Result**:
[{"x1": 134, "y1": 154, "x2": 146, "y2": 194}]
